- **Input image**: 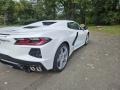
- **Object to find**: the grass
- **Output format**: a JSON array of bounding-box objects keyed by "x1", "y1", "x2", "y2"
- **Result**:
[{"x1": 89, "y1": 25, "x2": 120, "y2": 36}]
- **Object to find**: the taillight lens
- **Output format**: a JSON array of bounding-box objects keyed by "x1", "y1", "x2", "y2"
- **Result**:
[{"x1": 15, "y1": 37, "x2": 52, "y2": 46}]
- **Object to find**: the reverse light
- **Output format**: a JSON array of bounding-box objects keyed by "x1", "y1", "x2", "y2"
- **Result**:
[{"x1": 15, "y1": 37, "x2": 52, "y2": 46}]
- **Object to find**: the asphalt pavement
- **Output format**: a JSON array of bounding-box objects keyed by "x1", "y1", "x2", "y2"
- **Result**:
[{"x1": 0, "y1": 27, "x2": 120, "y2": 90}]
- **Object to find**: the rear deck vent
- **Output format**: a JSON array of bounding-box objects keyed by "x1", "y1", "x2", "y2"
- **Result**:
[{"x1": 0, "y1": 33, "x2": 10, "y2": 35}]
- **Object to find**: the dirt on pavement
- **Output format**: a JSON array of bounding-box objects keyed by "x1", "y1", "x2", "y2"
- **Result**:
[{"x1": 0, "y1": 30, "x2": 120, "y2": 90}]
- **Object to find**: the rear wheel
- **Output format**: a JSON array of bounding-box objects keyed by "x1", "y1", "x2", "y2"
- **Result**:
[{"x1": 53, "y1": 43, "x2": 69, "y2": 72}]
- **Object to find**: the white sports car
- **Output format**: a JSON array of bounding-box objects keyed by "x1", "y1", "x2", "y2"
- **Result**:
[{"x1": 0, "y1": 20, "x2": 89, "y2": 72}]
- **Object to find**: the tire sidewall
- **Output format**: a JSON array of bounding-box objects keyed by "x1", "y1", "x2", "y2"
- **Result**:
[{"x1": 53, "y1": 43, "x2": 69, "y2": 72}]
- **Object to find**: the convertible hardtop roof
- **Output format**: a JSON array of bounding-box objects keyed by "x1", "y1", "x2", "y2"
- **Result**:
[
  {"x1": 42, "y1": 20, "x2": 74, "y2": 23},
  {"x1": 24, "y1": 20, "x2": 75, "y2": 29}
]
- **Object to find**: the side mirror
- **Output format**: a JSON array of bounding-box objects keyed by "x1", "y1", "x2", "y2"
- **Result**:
[
  {"x1": 83, "y1": 26, "x2": 88, "y2": 30},
  {"x1": 80, "y1": 24, "x2": 88, "y2": 30}
]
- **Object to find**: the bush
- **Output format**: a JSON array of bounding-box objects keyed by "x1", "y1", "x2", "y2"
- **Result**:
[
  {"x1": 18, "y1": 18, "x2": 38, "y2": 25},
  {"x1": 92, "y1": 11, "x2": 120, "y2": 25},
  {"x1": 0, "y1": 15, "x2": 4, "y2": 25}
]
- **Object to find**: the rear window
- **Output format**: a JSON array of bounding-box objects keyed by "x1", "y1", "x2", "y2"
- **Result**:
[{"x1": 42, "y1": 22, "x2": 56, "y2": 26}]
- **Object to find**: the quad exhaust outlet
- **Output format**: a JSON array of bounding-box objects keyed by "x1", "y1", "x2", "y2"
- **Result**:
[{"x1": 29, "y1": 66, "x2": 42, "y2": 72}]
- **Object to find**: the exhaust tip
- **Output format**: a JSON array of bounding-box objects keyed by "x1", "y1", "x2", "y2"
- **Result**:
[
  {"x1": 36, "y1": 67, "x2": 42, "y2": 72},
  {"x1": 30, "y1": 66, "x2": 36, "y2": 71}
]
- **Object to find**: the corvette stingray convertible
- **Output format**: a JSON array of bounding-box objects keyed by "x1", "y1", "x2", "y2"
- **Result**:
[{"x1": 0, "y1": 20, "x2": 89, "y2": 72}]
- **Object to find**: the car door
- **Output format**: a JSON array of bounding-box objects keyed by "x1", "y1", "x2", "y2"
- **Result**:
[{"x1": 67, "y1": 22, "x2": 86, "y2": 50}]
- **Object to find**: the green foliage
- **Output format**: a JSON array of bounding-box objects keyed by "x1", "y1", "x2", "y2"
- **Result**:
[
  {"x1": 0, "y1": 0, "x2": 119, "y2": 25},
  {"x1": 0, "y1": 15, "x2": 4, "y2": 25},
  {"x1": 14, "y1": 0, "x2": 37, "y2": 24},
  {"x1": 35, "y1": 0, "x2": 57, "y2": 20},
  {"x1": 0, "y1": 0, "x2": 16, "y2": 24},
  {"x1": 92, "y1": 0, "x2": 120, "y2": 25}
]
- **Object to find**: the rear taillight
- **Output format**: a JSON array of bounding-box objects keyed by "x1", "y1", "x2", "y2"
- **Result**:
[{"x1": 15, "y1": 37, "x2": 51, "y2": 46}]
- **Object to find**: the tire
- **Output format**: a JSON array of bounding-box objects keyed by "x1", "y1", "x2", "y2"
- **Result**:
[
  {"x1": 53, "y1": 43, "x2": 69, "y2": 72},
  {"x1": 85, "y1": 33, "x2": 89, "y2": 45}
]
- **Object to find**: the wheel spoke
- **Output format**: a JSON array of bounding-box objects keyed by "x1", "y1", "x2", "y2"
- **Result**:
[{"x1": 57, "y1": 46, "x2": 68, "y2": 70}]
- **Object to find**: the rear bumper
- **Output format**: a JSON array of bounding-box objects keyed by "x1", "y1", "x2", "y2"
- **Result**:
[
  {"x1": 0, "y1": 53, "x2": 47, "y2": 71},
  {"x1": 0, "y1": 38, "x2": 57, "y2": 70}
]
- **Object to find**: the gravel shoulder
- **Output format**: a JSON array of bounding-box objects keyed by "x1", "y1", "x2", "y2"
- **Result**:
[{"x1": 0, "y1": 30, "x2": 120, "y2": 90}]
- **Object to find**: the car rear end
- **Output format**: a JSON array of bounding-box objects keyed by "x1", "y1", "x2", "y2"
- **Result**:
[{"x1": 0, "y1": 33, "x2": 56, "y2": 72}]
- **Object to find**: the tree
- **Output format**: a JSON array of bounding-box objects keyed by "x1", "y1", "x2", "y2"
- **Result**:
[
  {"x1": 0, "y1": 0, "x2": 15, "y2": 24},
  {"x1": 14, "y1": 0, "x2": 36, "y2": 24},
  {"x1": 92, "y1": 0, "x2": 120, "y2": 25},
  {"x1": 0, "y1": 0, "x2": 119, "y2": 25},
  {"x1": 35, "y1": 0, "x2": 57, "y2": 20}
]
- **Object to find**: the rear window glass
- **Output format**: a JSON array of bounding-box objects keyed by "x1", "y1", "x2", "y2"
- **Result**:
[{"x1": 42, "y1": 22, "x2": 56, "y2": 26}]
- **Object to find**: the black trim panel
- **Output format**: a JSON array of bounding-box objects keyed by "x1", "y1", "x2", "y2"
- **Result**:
[
  {"x1": 72, "y1": 32, "x2": 78, "y2": 46},
  {"x1": 0, "y1": 53, "x2": 46, "y2": 70},
  {"x1": 29, "y1": 48, "x2": 42, "y2": 58}
]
